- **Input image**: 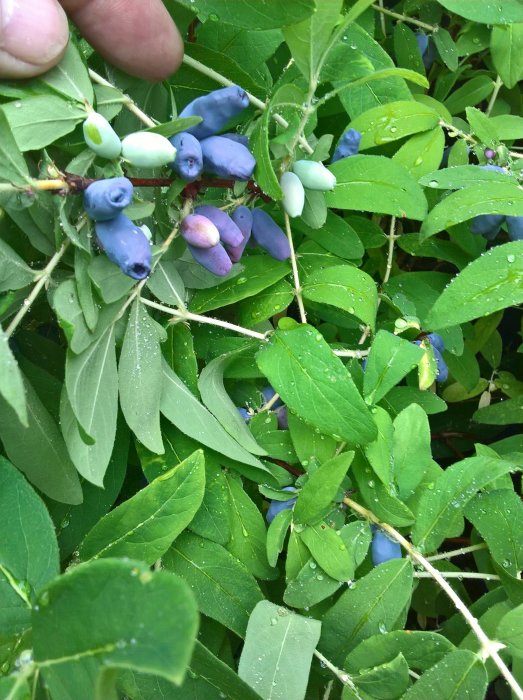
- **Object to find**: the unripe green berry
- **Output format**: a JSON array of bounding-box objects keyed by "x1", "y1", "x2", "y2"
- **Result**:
[
  {"x1": 121, "y1": 132, "x2": 177, "y2": 168},
  {"x1": 280, "y1": 171, "x2": 305, "y2": 218},
  {"x1": 83, "y1": 112, "x2": 121, "y2": 160},
  {"x1": 292, "y1": 160, "x2": 336, "y2": 191}
]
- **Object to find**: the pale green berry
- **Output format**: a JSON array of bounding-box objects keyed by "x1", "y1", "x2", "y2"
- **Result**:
[
  {"x1": 83, "y1": 111, "x2": 121, "y2": 159},
  {"x1": 293, "y1": 160, "x2": 336, "y2": 191},
  {"x1": 280, "y1": 171, "x2": 305, "y2": 218},
  {"x1": 121, "y1": 132, "x2": 177, "y2": 168}
]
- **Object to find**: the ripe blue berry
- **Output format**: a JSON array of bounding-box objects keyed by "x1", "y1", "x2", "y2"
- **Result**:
[
  {"x1": 251, "y1": 209, "x2": 291, "y2": 261},
  {"x1": 371, "y1": 527, "x2": 402, "y2": 566},
  {"x1": 179, "y1": 86, "x2": 250, "y2": 140},
  {"x1": 95, "y1": 214, "x2": 152, "y2": 280},
  {"x1": 187, "y1": 242, "x2": 232, "y2": 277},
  {"x1": 194, "y1": 205, "x2": 243, "y2": 247},
  {"x1": 83, "y1": 177, "x2": 134, "y2": 222},
  {"x1": 331, "y1": 128, "x2": 361, "y2": 163},
  {"x1": 169, "y1": 132, "x2": 203, "y2": 181},
  {"x1": 506, "y1": 216, "x2": 523, "y2": 241},
  {"x1": 181, "y1": 214, "x2": 220, "y2": 248},
  {"x1": 237, "y1": 407, "x2": 250, "y2": 422},
  {"x1": 266, "y1": 487, "x2": 297, "y2": 524},
  {"x1": 226, "y1": 206, "x2": 253, "y2": 262},
  {"x1": 470, "y1": 214, "x2": 505, "y2": 239},
  {"x1": 432, "y1": 346, "x2": 449, "y2": 383},
  {"x1": 221, "y1": 133, "x2": 249, "y2": 147},
  {"x1": 427, "y1": 332, "x2": 445, "y2": 353},
  {"x1": 261, "y1": 386, "x2": 283, "y2": 408},
  {"x1": 200, "y1": 136, "x2": 256, "y2": 180}
]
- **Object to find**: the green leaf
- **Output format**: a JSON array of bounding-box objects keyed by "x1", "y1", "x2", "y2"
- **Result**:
[
  {"x1": 0, "y1": 327, "x2": 27, "y2": 425},
  {"x1": 198, "y1": 347, "x2": 267, "y2": 456},
  {"x1": 190, "y1": 255, "x2": 290, "y2": 313},
  {"x1": 425, "y1": 242, "x2": 523, "y2": 329},
  {"x1": 38, "y1": 41, "x2": 94, "y2": 103},
  {"x1": 65, "y1": 326, "x2": 118, "y2": 486},
  {"x1": 393, "y1": 127, "x2": 445, "y2": 179},
  {"x1": 3, "y1": 95, "x2": 86, "y2": 151},
  {"x1": 300, "y1": 522, "x2": 354, "y2": 581},
  {"x1": 497, "y1": 604, "x2": 523, "y2": 658},
  {"x1": 354, "y1": 652, "x2": 410, "y2": 698},
  {"x1": 238, "y1": 601, "x2": 321, "y2": 700},
  {"x1": 119, "y1": 301, "x2": 165, "y2": 454},
  {"x1": 327, "y1": 155, "x2": 428, "y2": 220},
  {"x1": 412, "y1": 453, "x2": 518, "y2": 552},
  {"x1": 238, "y1": 278, "x2": 295, "y2": 328},
  {"x1": 78, "y1": 450, "x2": 205, "y2": 564},
  {"x1": 0, "y1": 677, "x2": 30, "y2": 700},
  {"x1": 33, "y1": 559, "x2": 198, "y2": 699},
  {"x1": 267, "y1": 508, "x2": 293, "y2": 567},
  {"x1": 0, "y1": 375, "x2": 82, "y2": 504},
  {"x1": 145, "y1": 116, "x2": 203, "y2": 138},
  {"x1": 364, "y1": 407, "x2": 394, "y2": 487},
  {"x1": 393, "y1": 404, "x2": 432, "y2": 500},
  {"x1": 465, "y1": 489, "x2": 523, "y2": 576},
  {"x1": 474, "y1": 395, "x2": 523, "y2": 425},
  {"x1": 363, "y1": 330, "x2": 425, "y2": 405},
  {"x1": 293, "y1": 210, "x2": 364, "y2": 260},
  {"x1": 0, "y1": 109, "x2": 30, "y2": 191},
  {"x1": 465, "y1": 107, "x2": 500, "y2": 147},
  {"x1": 0, "y1": 456, "x2": 59, "y2": 637},
  {"x1": 0, "y1": 239, "x2": 34, "y2": 292},
  {"x1": 284, "y1": 557, "x2": 343, "y2": 609},
  {"x1": 349, "y1": 101, "x2": 440, "y2": 150},
  {"x1": 88, "y1": 256, "x2": 136, "y2": 303},
  {"x1": 303, "y1": 264, "x2": 378, "y2": 330},
  {"x1": 178, "y1": 0, "x2": 315, "y2": 28},
  {"x1": 418, "y1": 165, "x2": 514, "y2": 190},
  {"x1": 164, "y1": 531, "x2": 263, "y2": 638},
  {"x1": 320, "y1": 559, "x2": 414, "y2": 665},
  {"x1": 160, "y1": 360, "x2": 271, "y2": 476},
  {"x1": 436, "y1": 0, "x2": 523, "y2": 23},
  {"x1": 443, "y1": 76, "x2": 494, "y2": 115},
  {"x1": 401, "y1": 649, "x2": 487, "y2": 699},
  {"x1": 146, "y1": 260, "x2": 185, "y2": 308},
  {"x1": 433, "y1": 28, "x2": 459, "y2": 71},
  {"x1": 288, "y1": 412, "x2": 337, "y2": 468},
  {"x1": 225, "y1": 472, "x2": 276, "y2": 580},
  {"x1": 293, "y1": 452, "x2": 354, "y2": 525},
  {"x1": 256, "y1": 325, "x2": 377, "y2": 445},
  {"x1": 283, "y1": 0, "x2": 342, "y2": 80}
]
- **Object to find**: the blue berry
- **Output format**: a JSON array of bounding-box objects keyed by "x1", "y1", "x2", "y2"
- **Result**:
[
  {"x1": 266, "y1": 487, "x2": 297, "y2": 524},
  {"x1": 261, "y1": 386, "x2": 283, "y2": 408},
  {"x1": 83, "y1": 177, "x2": 133, "y2": 222},
  {"x1": 200, "y1": 135, "x2": 256, "y2": 180},
  {"x1": 95, "y1": 213, "x2": 152, "y2": 280},
  {"x1": 180, "y1": 86, "x2": 250, "y2": 140},
  {"x1": 251, "y1": 209, "x2": 291, "y2": 261},
  {"x1": 371, "y1": 527, "x2": 402, "y2": 566},
  {"x1": 194, "y1": 205, "x2": 243, "y2": 247},
  {"x1": 221, "y1": 133, "x2": 249, "y2": 148},
  {"x1": 187, "y1": 242, "x2": 232, "y2": 277},
  {"x1": 432, "y1": 346, "x2": 449, "y2": 383},
  {"x1": 506, "y1": 216, "x2": 523, "y2": 241},
  {"x1": 427, "y1": 332, "x2": 445, "y2": 353},
  {"x1": 331, "y1": 128, "x2": 361, "y2": 163},
  {"x1": 470, "y1": 214, "x2": 505, "y2": 239},
  {"x1": 237, "y1": 407, "x2": 250, "y2": 422},
  {"x1": 169, "y1": 132, "x2": 203, "y2": 181},
  {"x1": 226, "y1": 206, "x2": 253, "y2": 263}
]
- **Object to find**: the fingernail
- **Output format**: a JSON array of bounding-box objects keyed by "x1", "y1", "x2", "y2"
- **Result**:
[{"x1": 0, "y1": 0, "x2": 69, "y2": 76}]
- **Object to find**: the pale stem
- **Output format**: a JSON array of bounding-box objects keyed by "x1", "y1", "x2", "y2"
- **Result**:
[
  {"x1": 182, "y1": 54, "x2": 314, "y2": 155},
  {"x1": 5, "y1": 240, "x2": 70, "y2": 337},
  {"x1": 0, "y1": 179, "x2": 67, "y2": 194},
  {"x1": 343, "y1": 496, "x2": 523, "y2": 700},
  {"x1": 413, "y1": 571, "x2": 501, "y2": 581},
  {"x1": 372, "y1": 3, "x2": 437, "y2": 32},
  {"x1": 313, "y1": 649, "x2": 363, "y2": 698},
  {"x1": 322, "y1": 679, "x2": 334, "y2": 700},
  {"x1": 439, "y1": 119, "x2": 523, "y2": 160},
  {"x1": 378, "y1": 0, "x2": 387, "y2": 36},
  {"x1": 486, "y1": 75, "x2": 503, "y2": 118},
  {"x1": 260, "y1": 392, "x2": 281, "y2": 411},
  {"x1": 0, "y1": 563, "x2": 31, "y2": 608},
  {"x1": 88, "y1": 68, "x2": 156, "y2": 128},
  {"x1": 283, "y1": 212, "x2": 307, "y2": 324},
  {"x1": 426, "y1": 543, "x2": 488, "y2": 561}
]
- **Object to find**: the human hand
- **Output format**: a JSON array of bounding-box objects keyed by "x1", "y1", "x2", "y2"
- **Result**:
[{"x1": 0, "y1": 0, "x2": 183, "y2": 80}]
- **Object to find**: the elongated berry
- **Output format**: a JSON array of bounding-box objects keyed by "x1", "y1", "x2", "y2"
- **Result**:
[
  {"x1": 180, "y1": 86, "x2": 250, "y2": 139},
  {"x1": 432, "y1": 346, "x2": 449, "y2": 383},
  {"x1": 237, "y1": 407, "x2": 250, "y2": 422},
  {"x1": 293, "y1": 160, "x2": 336, "y2": 191},
  {"x1": 221, "y1": 133, "x2": 249, "y2": 147},
  {"x1": 371, "y1": 527, "x2": 402, "y2": 566},
  {"x1": 280, "y1": 171, "x2": 305, "y2": 218},
  {"x1": 169, "y1": 132, "x2": 203, "y2": 181},
  {"x1": 83, "y1": 177, "x2": 134, "y2": 222},
  {"x1": 181, "y1": 214, "x2": 220, "y2": 248},
  {"x1": 83, "y1": 111, "x2": 121, "y2": 160},
  {"x1": 187, "y1": 242, "x2": 233, "y2": 277},
  {"x1": 200, "y1": 136, "x2": 256, "y2": 180},
  {"x1": 251, "y1": 209, "x2": 291, "y2": 261},
  {"x1": 427, "y1": 332, "x2": 445, "y2": 353},
  {"x1": 121, "y1": 132, "x2": 177, "y2": 168},
  {"x1": 227, "y1": 206, "x2": 253, "y2": 262},
  {"x1": 261, "y1": 386, "x2": 283, "y2": 408},
  {"x1": 276, "y1": 406, "x2": 288, "y2": 430},
  {"x1": 470, "y1": 214, "x2": 505, "y2": 239},
  {"x1": 95, "y1": 213, "x2": 151, "y2": 279},
  {"x1": 266, "y1": 487, "x2": 297, "y2": 524},
  {"x1": 506, "y1": 216, "x2": 523, "y2": 241},
  {"x1": 331, "y1": 128, "x2": 361, "y2": 163},
  {"x1": 194, "y1": 205, "x2": 243, "y2": 247}
]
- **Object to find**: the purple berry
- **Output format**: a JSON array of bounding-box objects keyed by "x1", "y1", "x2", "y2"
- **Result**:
[
  {"x1": 276, "y1": 406, "x2": 288, "y2": 430},
  {"x1": 251, "y1": 209, "x2": 291, "y2": 261},
  {"x1": 169, "y1": 132, "x2": 203, "y2": 181},
  {"x1": 226, "y1": 206, "x2": 253, "y2": 262},
  {"x1": 506, "y1": 216, "x2": 523, "y2": 241},
  {"x1": 200, "y1": 135, "x2": 256, "y2": 180},
  {"x1": 484, "y1": 148, "x2": 496, "y2": 160},
  {"x1": 187, "y1": 242, "x2": 232, "y2": 277},
  {"x1": 194, "y1": 205, "x2": 243, "y2": 247},
  {"x1": 181, "y1": 214, "x2": 220, "y2": 248},
  {"x1": 331, "y1": 128, "x2": 361, "y2": 163},
  {"x1": 83, "y1": 177, "x2": 133, "y2": 222},
  {"x1": 266, "y1": 486, "x2": 297, "y2": 524},
  {"x1": 95, "y1": 213, "x2": 151, "y2": 280},
  {"x1": 371, "y1": 527, "x2": 402, "y2": 566},
  {"x1": 179, "y1": 86, "x2": 250, "y2": 140}
]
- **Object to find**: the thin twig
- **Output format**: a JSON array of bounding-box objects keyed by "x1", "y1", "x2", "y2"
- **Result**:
[
  {"x1": 413, "y1": 571, "x2": 500, "y2": 581},
  {"x1": 314, "y1": 650, "x2": 363, "y2": 699},
  {"x1": 439, "y1": 119, "x2": 523, "y2": 160},
  {"x1": 88, "y1": 69, "x2": 156, "y2": 128},
  {"x1": 343, "y1": 496, "x2": 523, "y2": 700},
  {"x1": 486, "y1": 75, "x2": 503, "y2": 118},
  {"x1": 426, "y1": 543, "x2": 488, "y2": 562},
  {"x1": 372, "y1": 3, "x2": 437, "y2": 32},
  {"x1": 283, "y1": 212, "x2": 307, "y2": 324},
  {"x1": 5, "y1": 241, "x2": 70, "y2": 337}
]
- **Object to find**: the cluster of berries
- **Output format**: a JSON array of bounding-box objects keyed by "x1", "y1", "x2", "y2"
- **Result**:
[
  {"x1": 83, "y1": 177, "x2": 152, "y2": 280},
  {"x1": 471, "y1": 165, "x2": 523, "y2": 241}
]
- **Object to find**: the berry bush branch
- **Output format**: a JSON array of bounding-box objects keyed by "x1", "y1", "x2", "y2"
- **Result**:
[{"x1": 343, "y1": 496, "x2": 523, "y2": 700}]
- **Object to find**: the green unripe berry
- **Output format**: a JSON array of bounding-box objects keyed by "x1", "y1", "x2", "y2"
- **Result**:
[
  {"x1": 121, "y1": 132, "x2": 177, "y2": 168},
  {"x1": 83, "y1": 112, "x2": 122, "y2": 160}
]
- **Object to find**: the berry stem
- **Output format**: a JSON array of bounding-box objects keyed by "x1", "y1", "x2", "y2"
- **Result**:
[
  {"x1": 486, "y1": 75, "x2": 503, "y2": 117},
  {"x1": 425, "y1": 542, "x2": 488, "y2": 561},
  {"x1": 313, "y1": 650, "x2": 363, "y2": 698},
  {"x1": 283, "y1": 212, "x2": 307, "y2": 324},
  {"x1": 413, "y1": 571, "x2": 500, "y2": 581},
  {"x1": 371, "y1": 3, "x2": 438, "y2": 32},
  {"x1": 87, "y1": 69, "x2": 156, "y2": 128}
]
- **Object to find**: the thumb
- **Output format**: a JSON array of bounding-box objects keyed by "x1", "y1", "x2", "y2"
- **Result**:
[{"x1": 0, "y1": 0, "x2": 69, "y2": 78}]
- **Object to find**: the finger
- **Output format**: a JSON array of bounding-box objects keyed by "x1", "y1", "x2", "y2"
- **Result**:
[
  {"x1": 59, "y1": 0, "x2": 184, "y2": 81},
  {"x1": 0, "y1": 0, "x2": 69, "y2": 78}
]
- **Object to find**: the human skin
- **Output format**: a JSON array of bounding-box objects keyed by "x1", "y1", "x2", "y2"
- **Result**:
[{"x1": 0, "y1": 0, "x2": 183, "y2": 80}]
